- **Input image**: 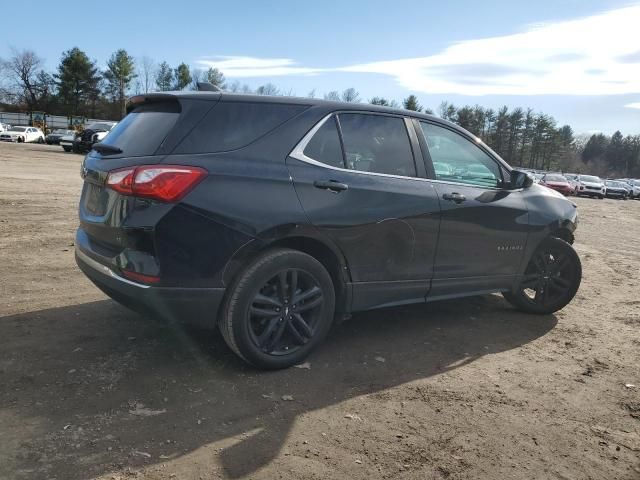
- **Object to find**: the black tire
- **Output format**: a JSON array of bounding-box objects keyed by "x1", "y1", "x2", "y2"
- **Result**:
[
  {"x1": 219, "y1": 248, "x2": 335, "y2": 369},
  {"x1": 503, "y1": 237, "x2": 581, "y2": 315},
  {"x1": 37, "y1": 136, "x2": 44, "y2": 144},
  {"x1": 62, "y1": 146, "x2": 71, "y2": 152}
]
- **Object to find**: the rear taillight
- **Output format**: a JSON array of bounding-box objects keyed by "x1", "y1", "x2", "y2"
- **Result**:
[{"x1": 106, "y1": 165, "x2": 207, "y2": 202}]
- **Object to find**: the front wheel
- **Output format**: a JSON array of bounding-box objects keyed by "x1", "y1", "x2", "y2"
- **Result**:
[
  {"x1": 503, "y1": 237, "x2": 581, "y2": 315},
  {"x1": 219, "y1": 248, "x2": 335, "y2": 369},
  {"x1": 62, "y1": 146, "x2": 71, "y2": 152}
]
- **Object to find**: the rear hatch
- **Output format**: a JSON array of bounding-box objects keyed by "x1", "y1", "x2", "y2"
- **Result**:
[{"x1": 78, "y1": 94, "x2": 218, "y2": 267}]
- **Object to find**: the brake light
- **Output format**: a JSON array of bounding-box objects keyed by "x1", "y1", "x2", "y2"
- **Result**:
[
  {"x1": 106, "y1": 165, "x2": 207, "y2": 202},
  {"x1": 121, "y1": 269, "x2": 161, "y2": 284}
]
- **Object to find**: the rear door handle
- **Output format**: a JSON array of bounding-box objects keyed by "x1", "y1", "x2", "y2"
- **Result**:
[
  {"x1": 314, "y1": 180, "x2": 349, "y2": 193},
  {"x1": 442, "y1": 192, "x2": 466, "y2": 203}
]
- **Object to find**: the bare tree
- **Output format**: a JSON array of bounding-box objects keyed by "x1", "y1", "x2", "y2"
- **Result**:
[
  {"x1": 341, "y1": 87, "x2": 360, "y2": 103},
  {"x1": 138, "y1": 56, "x2": 156, "y2": 93},
  {"x1": 324, "y1": 90, "x2": 341, "y2": 101},
  {"x1": 227, "y1": 80, "x2": 241, "y2": 92},
  {"x1": 2, "y1": 48, "x2": 44, "y2": 109},
  {"x1": 190, "y1": 68, "x2": 206, "y2": 90},
  {"x1": 256, "y1": 83, "x2": 279, "y2": 95}
]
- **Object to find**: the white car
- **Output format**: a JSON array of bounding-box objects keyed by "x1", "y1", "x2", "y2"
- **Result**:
[
  {"x1": 0, "y1": 126, "x2": 45, "y2": 143},
  {"x1": 576, "y1": 174, "x2": 606, "y2": 199},
  {"x1": 59, "y1": 132, "x2": 78, "y2": 152},
  {"x1": 618, "y1": 179, "x2": 640, "y2": 199}
]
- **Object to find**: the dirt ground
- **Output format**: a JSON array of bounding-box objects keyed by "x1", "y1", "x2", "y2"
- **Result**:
[{"x1": 0, "y1": 142, "x2": 639, "y2": 480}]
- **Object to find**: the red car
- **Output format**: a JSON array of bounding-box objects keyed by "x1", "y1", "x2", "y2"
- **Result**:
[{"x1": 540, "y1": 174, "x2": 574, "y2": 195}]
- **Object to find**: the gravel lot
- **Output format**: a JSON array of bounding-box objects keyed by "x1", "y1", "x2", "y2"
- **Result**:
[{"x1": 1, "y1": 142, "x2": 639, "y2": 480}]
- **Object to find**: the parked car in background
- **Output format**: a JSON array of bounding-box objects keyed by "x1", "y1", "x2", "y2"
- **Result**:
[
  {"x1": 73, "y1": 122, "x2": 117, "y2": 153},
  {"x1": 576, "y1": 175, "x2": 605, "y2": 199},
  {"x1": 618, "y1": 178, "x2": 640, "y2": 199},
  {"x1": 540, "y1": 173, "x2": 574, "y2": 196},
  {"x1": 0, "y1": 126, "x2": 45, "y2": 143},
  {"x1": 75, "y1": 91, "x2": 582, "y2": 369},
  {"x1": 532, "y1": 173, "x2": 544, "y2": 184},
  {"x1": 0, "y1": 123, "x2": 11, "y2": 133},
  {"x1": 59, "y1": 122, "x2": 117, "y2": 153},
  {"x1": 563, "y1": 173, "x2": 580, "y2": 195},
  {"x1": 59, "y1": 132, "x2": 76, "y2": 152},
  {"x1": 46, "y1": 129, "x2": 75, "y2": 145},
  {"x1": 604, "y1": 180, "x2": 629, "y2": 199}
]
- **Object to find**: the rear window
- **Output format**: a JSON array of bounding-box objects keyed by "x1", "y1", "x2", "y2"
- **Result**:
[
  {"x1": 175, "y1": 101, "x2": 307, "y2": 154},
  {"x1": 98, "y1": 102, "x2": 180, "y2": 157}
]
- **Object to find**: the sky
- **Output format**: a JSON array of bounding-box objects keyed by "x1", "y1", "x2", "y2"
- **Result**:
[{"x1": 2, "y1": 0, "x2": 640, "y2": 134}]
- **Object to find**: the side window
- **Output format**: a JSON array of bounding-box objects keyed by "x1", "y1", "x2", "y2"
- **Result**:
[
  {"x1": 302, "y1": 116, "x2": 344, "y2": 168},
  {"x1": 420, "y1": 122, "x2": 502, "y2": 188},
  {"x1": 338, "y1": 113, "x2": 416, "y2": 177}
]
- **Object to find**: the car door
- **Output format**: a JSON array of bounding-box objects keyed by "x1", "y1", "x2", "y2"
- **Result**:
[
  {"x1": 416, "y1": 120, "x2": 529, "y2": 299},
  {"x1": 287, "y1": 112, "x2": 441, "y2": 311}
]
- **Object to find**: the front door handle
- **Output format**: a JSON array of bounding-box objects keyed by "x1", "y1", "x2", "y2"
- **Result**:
[
  {"x1": 442, "y1": 192, "x2": 466, "y2": 203},
  {"x1": 314, "y1": 180, "x2": 349, "y2": 193}
]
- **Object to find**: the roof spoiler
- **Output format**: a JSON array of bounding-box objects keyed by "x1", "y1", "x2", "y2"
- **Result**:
[{"x1": 196, "y1": 82, "x2": 221, "y2": 92}]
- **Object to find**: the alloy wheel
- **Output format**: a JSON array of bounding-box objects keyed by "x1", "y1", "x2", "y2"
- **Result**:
[
  {"x1": 247, "y1": 269, "x2": 324, "y2": 356},
  {"x1": 518, "y1": 248, "x2": 578, "y2": 308}
]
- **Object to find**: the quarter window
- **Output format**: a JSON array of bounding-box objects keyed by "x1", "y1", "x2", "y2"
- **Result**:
[
  {"x1": 303, "y1": 117, "x2": 344, "y2": 168},
  {"x1": 338, "y1": 114, "x2": 416, "y2": 177},
  {"x1": 177, "y1": 101, "x2": 308, "y2": 154},
  {"x1": 420, "y1": 122, "x2": 502, "y2": 188}
]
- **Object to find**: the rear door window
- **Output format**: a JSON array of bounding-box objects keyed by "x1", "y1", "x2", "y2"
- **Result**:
[
  {"x1": 98, "y1": 102, "x2": 180, "y2": 157},
  {"x1": 176, "y1": 101, "x2": 308, "y2": 154},
  {"x1": 338, "y1": 113, "x2": 416, "y2": 177}
]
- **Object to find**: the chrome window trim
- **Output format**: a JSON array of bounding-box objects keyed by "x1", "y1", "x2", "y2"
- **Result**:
[
  {"x1": 289, "y1": 113, "x2": 510, "y2": 190},
  {"x1": 289, "y1": 113, "x2": 426, "y2": 183}
]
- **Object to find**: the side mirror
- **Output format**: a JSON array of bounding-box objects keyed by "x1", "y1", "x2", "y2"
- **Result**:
[{"x1": 510, "y1": 170, "x2": 533, "y2": 189}]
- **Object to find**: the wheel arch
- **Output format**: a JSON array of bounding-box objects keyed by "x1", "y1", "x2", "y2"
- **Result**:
[{"x1": 222, "y1": 233, "x2": 352, "y2": 313}]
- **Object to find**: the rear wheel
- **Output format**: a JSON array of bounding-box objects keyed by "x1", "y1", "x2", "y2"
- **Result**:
[
  {"x1": 503, "y1": 237, "x2": 581, "y2": 315},
  {"x1": 219, "y1": 248, "x2": 335, "y2": 369},
  {"x1": 62, "y1": 146, "x2": 71, "y2": 152}
]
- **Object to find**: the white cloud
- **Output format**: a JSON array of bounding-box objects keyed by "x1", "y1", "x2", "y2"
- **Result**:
[
  {"x1": 198, "y1": 5, "x2": 640, "y2": 96},
  {"x1": 197, "y1": 56, "x2": 324, "y2": 77},
  {"x1": 625, "y1": 102, "x2": 640, "y2": 109}
]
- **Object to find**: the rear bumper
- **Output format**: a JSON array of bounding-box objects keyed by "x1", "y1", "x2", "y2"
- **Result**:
[{"x1": 75, "y1": 247, "x2": 225, "y2": 328}]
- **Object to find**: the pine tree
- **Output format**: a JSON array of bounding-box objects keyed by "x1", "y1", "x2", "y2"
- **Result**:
[
  {"x1": 155, "y1": 62, "x2": 173, "y2": 91},
  {"x1": 173, "y1": 63, "x2": 192, "y2": 90},
  {"x1": 55, "y1": 47, "x2": 100, "y2": 116},
  {"x1": 104, "y1": 49, "x2": 136, "y2": 119},
  {"x1": 206, "y1": 67, "x2": 225, "y2": 88},
  {"x1": 403, "y1": 95, "x2": 422, "y2": 112}
]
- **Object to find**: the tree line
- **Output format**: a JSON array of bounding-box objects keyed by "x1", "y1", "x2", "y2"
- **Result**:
[{"x1": 1, "y1": 47, "x2": 638, "y2": 178}]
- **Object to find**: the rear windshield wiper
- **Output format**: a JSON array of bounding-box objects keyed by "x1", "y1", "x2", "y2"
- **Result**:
[{"x1": 92, "y1": 143, "x2": 123, "y2": 155}]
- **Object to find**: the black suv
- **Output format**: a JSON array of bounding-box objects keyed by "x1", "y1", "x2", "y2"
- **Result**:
[{"x1": 76, "y1": 91, "x2": 581, "y2": 369}]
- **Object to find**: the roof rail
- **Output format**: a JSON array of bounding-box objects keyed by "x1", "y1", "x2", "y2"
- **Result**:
[{"x1": 196, "y1": 82, "x2": 221, "y2": 92}]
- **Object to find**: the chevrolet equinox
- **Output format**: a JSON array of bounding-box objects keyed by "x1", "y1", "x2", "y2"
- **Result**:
[{"x1": 76, "y1": 91, "x2": 581, "y2": 369}]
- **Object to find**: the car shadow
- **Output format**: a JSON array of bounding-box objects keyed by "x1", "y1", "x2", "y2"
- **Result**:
[{"x1": 0, "y1": 295, "x2": 556, "y2": 479}]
